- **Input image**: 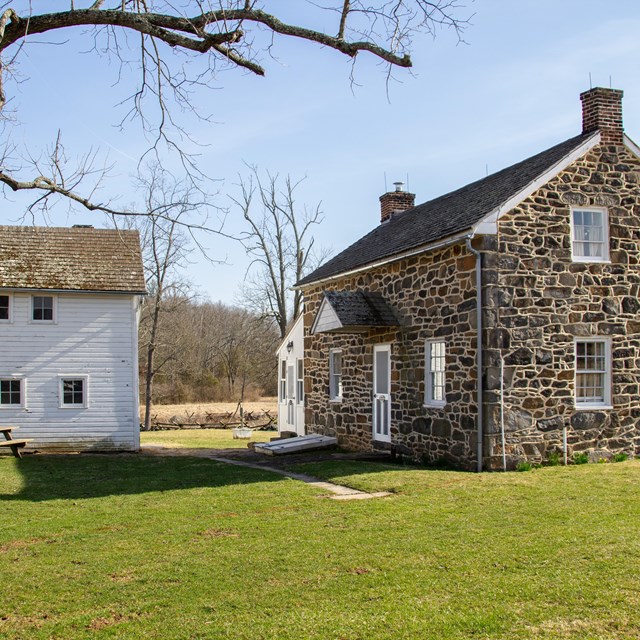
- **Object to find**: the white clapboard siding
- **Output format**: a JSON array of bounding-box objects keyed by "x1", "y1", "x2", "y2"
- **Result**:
[
  {"x1": 0, "y1": 292, "x2": 140, "y2": 451},
  {"x1": 276, "y1": 314, "x2": 305, "y2": 436},
  {"x1": 311, "y1": 299, "x2": 342, "y2": 334}
]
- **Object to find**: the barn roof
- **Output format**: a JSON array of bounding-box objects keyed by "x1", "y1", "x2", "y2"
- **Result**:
[{"x1": 0, "y1": 226, "x2": 146, "y2": 294}]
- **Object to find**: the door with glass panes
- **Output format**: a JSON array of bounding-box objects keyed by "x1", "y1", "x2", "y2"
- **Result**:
[{"x1": 372, "y1": 344, "x2": 391, "y2": 443}]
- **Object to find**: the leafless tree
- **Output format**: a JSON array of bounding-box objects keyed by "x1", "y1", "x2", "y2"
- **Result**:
[
  {"x1": 113, "y1": 166, "x2": 198, "y2": 430},
  {"x1": 233, "y1": 167, "x2": 328, "y2": 338},
  {"x1": 0, "y1": 1, "x2": 470, "y2": 218},
  {"x1": 144, "y1": 300, "x2": 279, "y2": 406}
]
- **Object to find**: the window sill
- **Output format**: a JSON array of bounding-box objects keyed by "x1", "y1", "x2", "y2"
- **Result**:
[
  {"x1": 329, "y1": 398, "x2": 343, "y2": 404},
  {"x1": 423, "y1": 402, "x2": 446, "y2": 409},
  {"x1": 571, "y1": 258, "x2": 611, "y2": 264},
  {"x1": 574, "y1": 404, "x2": 613, "y2": 411}
]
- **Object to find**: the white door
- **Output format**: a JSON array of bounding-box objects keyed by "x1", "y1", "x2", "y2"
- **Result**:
[
  {"x1": 286, "y1": 364, "x2": 296, "y2": 429},
  {"x1": 373, "y1": 344, "x2": 391, "y2": 443},
  {"x1": 295, "y1": 358, "x2": 305, "y2": 436}
]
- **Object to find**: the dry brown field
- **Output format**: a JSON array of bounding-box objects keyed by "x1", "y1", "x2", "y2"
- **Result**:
[{"x1": 140, "y1": 398, "x2": 278, "y2": 425}]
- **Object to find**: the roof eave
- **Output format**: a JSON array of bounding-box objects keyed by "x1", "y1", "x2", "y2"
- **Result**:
[
  {"x1": 472, "y1": 131, "x2": 601, "y2": 235},
  {"x1": 296, "y1": 229, "x2": 473, "y2": 290},
  {"x1": 0, "y1": 286, "x2": 147, "y2": 295},
  {"x1": 623, "y1": 133, "x2": 640, "y2": 160}
]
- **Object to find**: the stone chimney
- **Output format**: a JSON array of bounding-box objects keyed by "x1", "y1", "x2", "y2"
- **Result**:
[
  {"x1": 580, "y1": 87, "x2": 624, "y2": 146},
  {"x1": 379, "y1": 181, "x2": 415, "y2": 223}
]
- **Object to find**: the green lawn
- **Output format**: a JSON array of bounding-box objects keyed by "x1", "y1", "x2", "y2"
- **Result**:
[
  {"x1": 140, "y1": 428, "x2": 276, "y2": 449},
  {"x1": 0, "y1": 454, "x2": 639, "y2": 639}
]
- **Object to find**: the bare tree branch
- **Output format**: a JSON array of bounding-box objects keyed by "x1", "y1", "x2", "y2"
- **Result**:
[
  {"x1": 0, "y1": 1, "x2": 470, "y2": 218},
  {"x1": 233, "y1": 166, "x2": 329, "y2": 338}
]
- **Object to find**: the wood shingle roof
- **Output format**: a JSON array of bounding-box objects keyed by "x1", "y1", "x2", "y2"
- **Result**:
[{"x1": 0, "y1": 226, "x2": 146, "y2": 293}]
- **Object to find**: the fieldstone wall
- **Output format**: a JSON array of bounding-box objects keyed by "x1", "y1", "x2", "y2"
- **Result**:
[
  {"x1": 303, "y1": 242, "x2": 482, "y2": 470},
  {"x1": 303, "y1": 142, "x2": 640, "y2": 470},
  {"x1": 484, "y1": 143, "x2": 640, "y2": 468}
]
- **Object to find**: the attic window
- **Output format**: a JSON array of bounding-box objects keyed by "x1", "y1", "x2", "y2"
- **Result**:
[
  {"x1": 32, "y1": 295, "x2": 55, "y2": 322},
  {"x1": 571, "y1": 208, "x2": 609, "y2": 262}
]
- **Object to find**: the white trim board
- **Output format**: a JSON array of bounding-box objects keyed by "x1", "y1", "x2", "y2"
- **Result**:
[{"x1": 472, "y1": 132, "x2": 601, "y2": 235}]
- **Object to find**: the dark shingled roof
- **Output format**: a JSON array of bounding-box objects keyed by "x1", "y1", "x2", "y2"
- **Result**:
[
  {"x1": 298, "y1": 132, "x2": 596, "y2": 286},
  {"x1": 0, "y1": 226, "x2": 146, "y2": 293},
  {"x1": 321, "y1": 290, "x2": 399, "y2": 330}
]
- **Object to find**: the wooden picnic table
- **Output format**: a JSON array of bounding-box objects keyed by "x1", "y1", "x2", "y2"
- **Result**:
[{"x1": 0, "y1": 426, "x2": 32, "y2": 458}]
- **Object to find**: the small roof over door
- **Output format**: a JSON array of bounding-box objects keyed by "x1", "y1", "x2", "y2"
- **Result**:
[{"x1": 311, "y1": 290, "x2": 399, "y2": 334}]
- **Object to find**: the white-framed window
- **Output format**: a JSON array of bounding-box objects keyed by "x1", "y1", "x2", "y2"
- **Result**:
[
  {"x1": 571, "y1": 208, "x2": 609, "y2": 262},
  {"x1": 279, "y1": 360, "x2": 286, "y2": 402},
  {"x1": 0, "y1": 377, "x2": 25, "y2": 408},
  {"x1": 575, "y1": 338, "x2": 611, "y2": 408},
  {"x1": 425, "y1": 340, "x2": 446, "y2": 407},
  {"x1": 0, "y1": 294, "x2": 12, "y2": 323},
  {"x1": 296, "y1": 358, "x2": 304, "y2": 404},
  {"x1": 329, "y1": 349, "x2": 342, "y2": 402},
  {"x1": 31, "y1": 295, "x2": 56, "y2": 323},
  {"x1": 59, "y1": 376, "x2": 88, "y2": 409}
]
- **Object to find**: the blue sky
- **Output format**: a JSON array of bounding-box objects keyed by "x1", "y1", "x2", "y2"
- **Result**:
[{"x1": 4, "y1": 1, "x2": 640, "y2": 303}]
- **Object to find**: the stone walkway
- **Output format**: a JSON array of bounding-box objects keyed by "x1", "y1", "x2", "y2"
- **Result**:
[{"x1": 141, "y1": 445, "x2": 391, "y2": 500}]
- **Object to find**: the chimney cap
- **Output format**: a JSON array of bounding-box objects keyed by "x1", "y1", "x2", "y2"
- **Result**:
[{"x1": 393, "y1": 181, "x2": 405, "y2": 192}]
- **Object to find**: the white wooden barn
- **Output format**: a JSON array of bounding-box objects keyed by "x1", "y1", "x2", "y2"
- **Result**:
[
  {"x1": 0, "y1": 225, "x2": 146, "y2": 451},
  {"x1": 276, "y1": 314, "x2": 305, "y2": 436}
]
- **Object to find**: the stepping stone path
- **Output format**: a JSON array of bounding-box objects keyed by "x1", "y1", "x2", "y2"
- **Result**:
[{"x1": 142, "y1": 446, "x2": 391, "y2": 500}]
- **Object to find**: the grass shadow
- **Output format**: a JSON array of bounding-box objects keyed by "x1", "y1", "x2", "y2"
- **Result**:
[{"x1": 0, "y1": 452, "x2": 282, "y2": 502}]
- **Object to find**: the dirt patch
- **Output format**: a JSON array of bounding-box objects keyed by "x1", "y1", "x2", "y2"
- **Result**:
[{"x1": 0, "y1": 537, "x2": 59, "y2": 553}]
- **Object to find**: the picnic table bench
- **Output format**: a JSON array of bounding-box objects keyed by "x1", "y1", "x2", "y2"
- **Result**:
[{"x1": 0, "y1": 426, "x2": 32, "y2": 458}]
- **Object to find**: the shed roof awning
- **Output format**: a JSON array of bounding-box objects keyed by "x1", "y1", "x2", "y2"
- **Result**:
[{"x1": 311, "y1": 290, "x2": 399, "y2": 334}]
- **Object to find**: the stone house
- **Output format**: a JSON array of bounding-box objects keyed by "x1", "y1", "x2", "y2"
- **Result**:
[
  {"x1": 0, "y1": 225, "x2": 146, "y2": 451},
  {"x1": 296, "y1": 87, "x2": 640, "y2": 470}
]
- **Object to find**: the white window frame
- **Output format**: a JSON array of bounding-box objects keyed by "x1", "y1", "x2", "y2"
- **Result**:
[
  {"x1": 329, "y1": 349, "x2": 343, "y2": 402},
  {"x1": 424, "y1": 340, "x2": 447, "y2": 408},
  {"x1": 570, "y1": 207, "x2": 610, "y2": 263},
  {"x1": 58, "y1": 375, "x2": 89, "y2": 409},
  {"x1": 0, "y1": 293, "x2": 13, "y2": 324},
  {"x1": 296, "y1": 358, "x2": 304, "y2": 405},
  {"x1": 31, "y1": 295, "x2": 57, "y2": 324},
  {"x1": 574, "y1": 338, "x2": 612, "y2": 409},
  {"x1": 0, "y1": 376, "x2": 26, "y2": 409},
  {"x1": 279, "y1": 360, "x2": 286, "y2": 402}
]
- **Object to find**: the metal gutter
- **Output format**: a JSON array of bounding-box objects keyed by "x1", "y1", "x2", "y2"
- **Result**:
[{"x1": 466, "y1": 237, "x2": 484, "y2": 473}]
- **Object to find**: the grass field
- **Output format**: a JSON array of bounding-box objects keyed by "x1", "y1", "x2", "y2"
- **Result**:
[
  {"x1": 141, "y1": 427, "x2": 276, "y2": 449},
  {"x1": 0, "y1": 454, "x2": 639, "y2": 639}
]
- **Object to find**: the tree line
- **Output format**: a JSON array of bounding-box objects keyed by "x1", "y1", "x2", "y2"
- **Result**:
[{"x1": 138, "y1": 296, "x2": 279, "y2": 408}]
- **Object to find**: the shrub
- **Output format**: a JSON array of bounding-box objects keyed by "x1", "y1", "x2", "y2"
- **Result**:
[
  {"x1": 612, "y1": 452, "x2": 628, "y2": 463},
  {"x1": 516, "y1": 461, "x2": 533, "y2": 472},
  {"x1": 573, "y1": 452, "x2": 589, "y2": 465},
  {"x1": 546, "y1": 451, "x2": 561, "y2": 466}
]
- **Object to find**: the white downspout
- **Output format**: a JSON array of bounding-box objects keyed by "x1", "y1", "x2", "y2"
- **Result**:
[
  {"x1": 466, "y1": 237, "x2": 483, "y2": 472},
  {"x1": 500, "y1": 355, "x2": 506, "y2": 472}
]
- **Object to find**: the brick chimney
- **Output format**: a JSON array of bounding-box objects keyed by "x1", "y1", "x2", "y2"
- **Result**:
[
  {"x1": 379, "y1": 182, "x2": 415, "y2": 223},
  {"x1": 580, "y1": 87, "x2": 624, "y2": 146}
]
